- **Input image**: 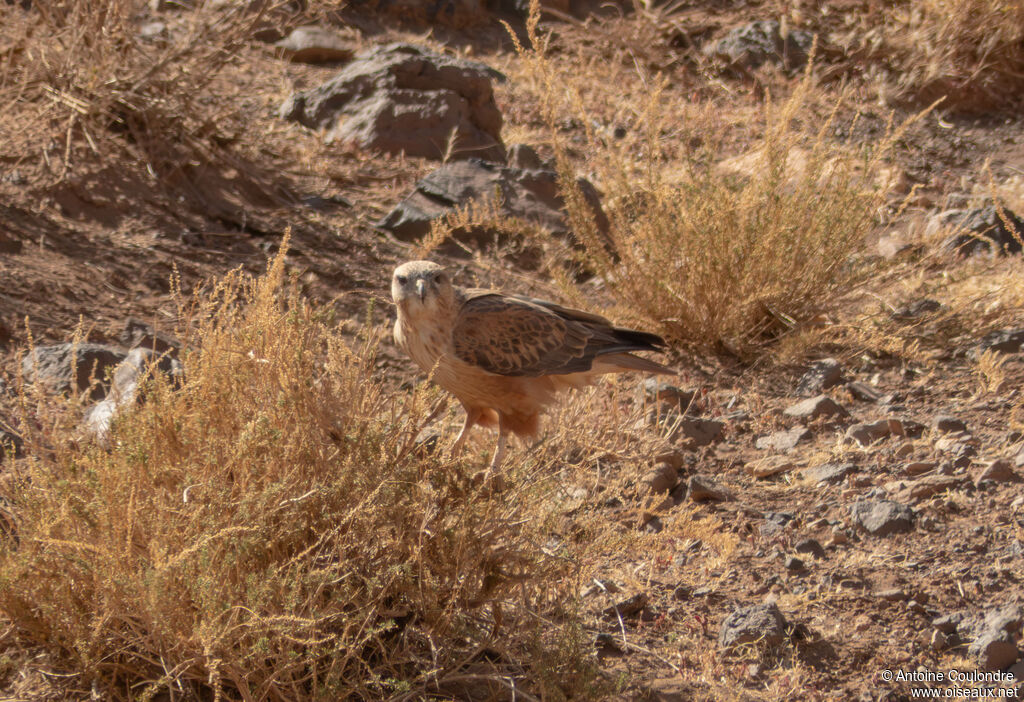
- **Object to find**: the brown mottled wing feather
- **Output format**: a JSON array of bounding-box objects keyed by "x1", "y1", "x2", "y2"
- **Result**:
[{"x1": 453, "y1": 291, "x2": 666, "y2": 377}]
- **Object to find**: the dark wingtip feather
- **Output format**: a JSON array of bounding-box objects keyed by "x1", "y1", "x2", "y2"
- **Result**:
[{"x1": 612, "y1": 327, "x2": 667, "y2": 351}]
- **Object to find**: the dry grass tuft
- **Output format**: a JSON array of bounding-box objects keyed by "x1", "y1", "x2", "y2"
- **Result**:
[
  {"x1": 509, "y1": 4, "x2": 922, "y2": 359},
  {"x1": 0, "y1": 241, "x2": 611, "y2": 700},
  {"x1": 880, "y1": 0, "x2": 1024, "y2": 112},
  {"x1": 0, "y1": 0, "x2": 290, "y2": 208}
]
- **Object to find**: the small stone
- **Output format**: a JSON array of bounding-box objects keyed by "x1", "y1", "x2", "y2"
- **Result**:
[
  {"x1": 850, "y1": 500, "x2": 914, "y2": 536},
  {"x1": 746, "y1": 455, "x2": 796, "y2": 479},
  {"x1": 903, "y1": 461, "x2": 937, "y2": 476},
  {"x1": 641, "y1": 378, "x2": 696, "y2": 408},
  {"x1": 688, "y1": 475, "x2": 730, "y2": 502},
  {"x1": 672, "y1": 417, "x2": 724, "y2": 449},
  {"x1": 974, "y1": 459, "x2": 1018, "y2": 485},
  {"x1": 845, "y1": 420, "x2": 891, "y2": 446},
  {"x1": 976, "y1": 328, "x2": 1024, "y2": 355},
  {"x1": 969, "y1": 631, "x2": 1020, "y2": 671},
  {"x1": 274, "y1": 25, "x2": 356, "y2": 64},
  {"x1": 846, "y1": 381, "x2": 884, "y2": 403},
  {"x1": 642, "y1": 462, "x2": 679, "y2": 495},
  {"x1": 877, "y1": 588, "x2": 909, "y2": 602},
  {"x1": 755, "y1": 426, "x2": 811, "y2": 451},
  {"x1": 892, "y1": 299, "x2": 942, "y2": 321},
  {"x1": 796, "y1": 359, "x2": 842, "y2": 396},
  {"x1": 895, "y1": 475, "x2": 963, "y2": 502},
  {"x1": 718, "y1": 603, "x2": 789, "y2": 652},
  {"x1": 802, "y1": 462, "x2": 856, "y2": 485},
  {"x1": 932, "y1": 613, "x2": 965, "y2": 634},
  {"x1": 783, "y1": 395, "x2": 849, "y2": 420},
  {"x1": 930, "y1": 629, "x2": 949, "y2": 651},
  {"x1": 933, "y1": 415, "x2": 968, "y2": 434},
  {"x1": 784, "y1": 555, "x2": 804, "y2": 571},
  {"x1": 603, "y1": 592, "x2": 649, "y2": 620},
  {"x1": 794, "y1": 538, "x2": 826, "y2": 559}
]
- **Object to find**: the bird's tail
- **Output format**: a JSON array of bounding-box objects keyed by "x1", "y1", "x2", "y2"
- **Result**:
[{"x1": 593, "y1": 352, "x2": 674, "y2": 375}]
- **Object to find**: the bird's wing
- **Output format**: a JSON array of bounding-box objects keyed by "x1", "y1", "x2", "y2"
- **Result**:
[{"x1": 452, "y1": 291, "x2": 663, "y2": 377}]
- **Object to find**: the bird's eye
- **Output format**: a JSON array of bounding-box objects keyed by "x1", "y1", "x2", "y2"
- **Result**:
[{"x1": 397, "y1": 275, "x2": 408, "y2": 285}]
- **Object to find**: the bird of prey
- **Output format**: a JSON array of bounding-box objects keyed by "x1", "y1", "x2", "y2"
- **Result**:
[{"x1": 391, "y1": 260, "x2": 673, "y2": 472}]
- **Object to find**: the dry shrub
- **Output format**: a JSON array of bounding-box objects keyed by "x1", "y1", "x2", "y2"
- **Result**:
[
  {"x1": 510, "y1": 5, "x2": 919, "y2": 358},
  {"x1": 0, "y1": 243, "x2": 604, "y2": 700},
  {"x1": 0, "y1": 0, "x2": 289, "y2": 208},
  {"x1": 882, "y1": 0, "x2": 1024, "y2": 111}
]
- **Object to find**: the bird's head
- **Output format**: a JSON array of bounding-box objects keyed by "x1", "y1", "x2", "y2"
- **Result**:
[{"x1": 391, "y1": 260, "x2": 454, "y2": 318}]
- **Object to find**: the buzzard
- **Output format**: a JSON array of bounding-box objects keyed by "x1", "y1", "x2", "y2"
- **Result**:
[{"x1": 392, "y1": 260, "x2": 672, "y2": 471}]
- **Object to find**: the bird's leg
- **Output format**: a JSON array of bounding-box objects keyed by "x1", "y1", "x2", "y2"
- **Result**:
[
  {"x1": 450, "y1": 407, "x2": 480, "y2": 457},
  {"x1": 488, "y1": 418, "x2": 510, "y2": 472}
]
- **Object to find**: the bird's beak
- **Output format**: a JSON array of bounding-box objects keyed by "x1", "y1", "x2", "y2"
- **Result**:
[{"x1": 416, "y1": 279, "x2": 426, "y2": 302}]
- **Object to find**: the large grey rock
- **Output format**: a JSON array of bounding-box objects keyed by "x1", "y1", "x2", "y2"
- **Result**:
[
  {"x1": 22, "y1": 343, "x2": 127, "y2": 399},
  {"x1": 703, "y1": 20, "x2": 814, "y2": 72},
  {"x1": 718, "y1": 603, "x2": 789, "y2": 651},
  {"x1": 850, "y1": 499, "x2": 914, "y2": 536},
  {"x1": 280, "y1": 42, "x2": 505, "y2": 161},
  {"x1": 85, "y1": 348, "x2": 182, "y2": 440},
  {"x1": 936, "y1": 205, "x2": 1024, "y2": 256},
  {"x1": 756, "y1": 426, "x2": 810, "y2": 451},
  {"x1": 376, "y1": 157, "x2": 608, "y2": 245}
]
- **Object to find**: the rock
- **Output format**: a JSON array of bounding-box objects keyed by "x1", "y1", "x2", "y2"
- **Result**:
[
  {"x1": 969, "y1": 631, "x2": 1020, "y2": 671},
  {"x1": 84, "y1": 348, "x2": 183, "y2": 440},
  {"x1": 506, "y1": 143, "x2": 545, "y2": 170},
  {"x1": 280, "y1": 43, "x2": 505, "y2": 161},
  {"x1": 642, "y1": 462, "x2": 679, "y2": 495},
  {"x1": 755, "y1": 426, "x2": 810, "y2": 451},
  {"x1": 893, "y1": 474, "x2": 963, "y2": 501},
  {"x1": 783, "y1": 395, "x2": 848, "y2": 420},
  {"x1": 746, "y1": 455, "x2": 797, "y2": 479},
  {"x1": 671, "y1": 417, "x2": 724, "y2": 449},
  {"x1": 794, "y1": 538, "x2": 826, "y2": 559},
  {"x1": 795, "y1": 358, "x2": 842, "y2": 395},
  {"x1": 784, "y1": 555, "x2": 804, "y2": 571},
  {"x1": 846, "y1": 381, "x2": 883, "y2": 403},
  {"x1": 845, "y1": 419, "x2": 892, "y2": 446},
  {"x1": 936, "y1": 205, "x2": 1024, "y2": 256},
  {"x1": 876, "y1": 588, "x2": 909, "y2": 602},
  {"x1": 376, "y1": 158, "x2": 609, "y2": 247},
  {"x1": 1016, "y1": 445, "x2": 1024, "y2": 468},
  {"x1": 22, "y1": 343, "x2": 127, "y2": 399},
  {"x1": 718, "y1": 603, "x2": 789, "y2": 652},
  {"x1": 274, "y1": 25, "x2": 356, "y2": 63},
  {"x1": 641, "y1": 378, "x2": 698, "y2": 413},
  {"x1": 688, "y1": 475, "x2": 730, "y2": 502},
  {"x1": 974, "y1": 459, "x2": 1018, "y2": 485},
  {"x1": 703, "y1": 20, "x2": 814, "y2": 72},
  {"x1": 851, "y1": 500, "x2": 914, "y2": 536},
  {"x1": 802, "y1": 462, "x2": 856, "y2": 485},
  {"x1": 903, "y1": 461, "x2": 937, "y2": 476},
  {"x1": 120, "y1": 318, "x2": 181, "y2": 354},
  {"x1": 138, "y1": 21, "x2": 167, "y2": 39},
  {"x1": 933, "y1": 612, "x2": 966, "y2": 634},
  {"x1": 603, "y1": 592, "x2": 649, "y2": 620},
  {"x1": 933, "y1": 415, "x2": 968, "y2": 434},
  {"x1": 976, "y1": 328, "x2": 1024, "y2": 355},
  {"x1": 892, "y1": 298, "x2": 942, "y2": 322}
]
